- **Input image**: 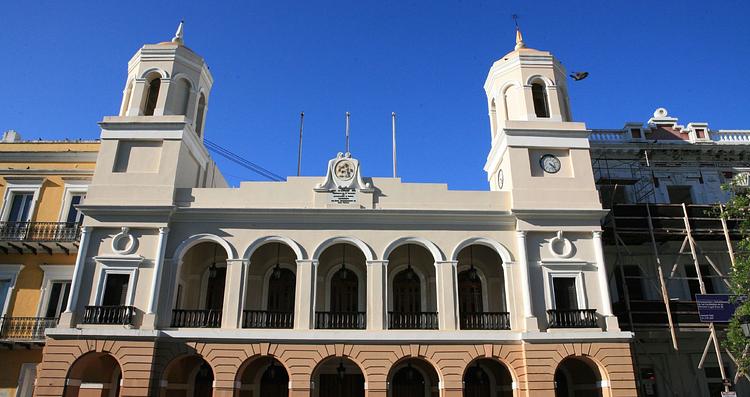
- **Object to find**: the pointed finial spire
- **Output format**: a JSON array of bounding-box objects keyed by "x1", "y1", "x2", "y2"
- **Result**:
[
  {"x1": 172, "y1": 20, "x2": 184, "y2": 45},
  {"x1": 513, "y1": 14, "x2": 525, "y2": 50}
]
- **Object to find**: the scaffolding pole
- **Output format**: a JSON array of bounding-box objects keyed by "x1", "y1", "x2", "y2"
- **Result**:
[{"x1": 645, "y1": 203, "x2": 679, "y2": 351}]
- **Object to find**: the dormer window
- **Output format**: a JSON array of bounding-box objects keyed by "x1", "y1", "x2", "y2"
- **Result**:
[
  {"x1": 531, "y1": 83, "x2": 550, "y2": 118},
  {"x1": 695, "y1": 129, "x2": 706, "y2": 139},
  {"x1": 630, "y1": 128, "x2": 641, "y2": 139}
]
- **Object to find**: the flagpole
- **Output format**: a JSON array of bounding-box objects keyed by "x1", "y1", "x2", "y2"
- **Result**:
[
  {"x1": 345, "y1": 112, "x2": 350, "y2": 154},
  {"x1": 296, "y1": 112, "x2": 304, "y2": 176},
  {"x1": 392, "y1": 112, "x2": 397, "y2": 177}
]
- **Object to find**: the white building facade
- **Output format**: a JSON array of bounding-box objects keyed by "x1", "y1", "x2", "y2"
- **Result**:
[{"x1": 34, "y1": 28, "x2": 637, "y2": 397}]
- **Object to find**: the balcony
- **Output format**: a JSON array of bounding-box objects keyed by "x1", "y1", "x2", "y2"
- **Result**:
[
  {"x1": 315, "y1": 311, "x2": 366, "y2": 329},
  {"x1": 0, "y1": 221, "x2": 82, "y2": 255},
  {"x1": 171, "y1": 309, "x2": 222, "y2": 328},
  {"x1": 388, "y1": 312, "x2": 438, "y2": 330},
  {"x1": 547, "y1": 309, "x2": 599, "y2": 328},
  {"x1": 460, "y1": 312, "x2": 510, "y2": 330},
  {"x1": 81, "y1": 306, "x2": 135, "y2": 325},
  {"x1": 0, "y1": 317, "x2": 58, "y2": 343},
  {"x1": 242, "y1": 310, "x2": 293, "y2": 329}
]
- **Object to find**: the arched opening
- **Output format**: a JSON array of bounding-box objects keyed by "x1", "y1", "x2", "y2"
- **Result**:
[
  {"x1": 162, "y1": 355, "x2": 214, "y2": 397},
  {"x1": 195, "y1": 93, "x2": 207, "y2": 137},
  {"x1": 387, "y1": 244, "x2": 437, "y2": 329},
  {"x1": 174, "y1": 78, "x2": 192, "y2": 116},
  {"x1": 463, "y1": 358, "x2": 514, "y2": 397},
  {"x1": 456, "y1": 245, "x2": 508, "y2": 330},
  {"x1": 554, "y1": 357, "x2": 604, "y2": 397},
  {"x1": 312, "y1": 357, "x2": 365, "y2": 397},
  {"x1": 143, "y1": 74, "x2": 161, "y2": 116},
  {"x1": 489, "y1": 99, "x2": 498, "y2": 138},
  {"x1": 236, "y1": 356, "x2": 289, "y2": 397},
  {"x1": 531, "y1": 82, "x2": 550, "y2": 118},
  {"x1": 388, "y1": 358, "x2": 440, "y2": 397},
  {"x1": 171, "y1": 241, "x2": 228, "y2": 328},
  {"x1": 315, "y1": 242, "x2": 367, "y2": 329},
  {"x1": 64, "y1": 352, "x2": 121, "y2": 397},
  {"x1": 243, "y1": 242, "x2": 298, "y2": 328}
]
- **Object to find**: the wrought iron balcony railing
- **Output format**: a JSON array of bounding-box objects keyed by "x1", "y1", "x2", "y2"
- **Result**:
[
  {"x1": 388, "y1": 311, "x2": 438, "y2": 330},
  {"x1": 0, "y1": 221, "x2": 82, "y2": 242},
  {"x1": 171, "y1": 309, "x2": 222, "y2": 328},
  {"x1": 315, "y1": 311, "x2": 366, "y2": 329},
  {"x1": 242, "y1": 310, "x2": 294, "y2": 329},
  {"x1": 460, "y1": 312, "x2": 511, "y2": 330},
  {"x1": 82, "y1": 306, "x2": 135, "y2": 325},
  {"x1": 0, "y1": 317, "x2": 58, "y2": 340},
  {"x1": 547, "y1": 309, "x2": 599, "y2": 328}
]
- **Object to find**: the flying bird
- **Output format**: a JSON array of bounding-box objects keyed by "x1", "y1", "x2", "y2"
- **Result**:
[{"x1": 570, "y1": 71, "x2": 589, "y2": 81}]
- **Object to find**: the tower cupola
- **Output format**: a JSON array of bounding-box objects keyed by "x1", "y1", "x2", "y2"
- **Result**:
[
  {"x1": 119, "y1": 22, "x2": 213, "y2": 138},
  {"x1": 483, "y1": 28, "x2": 573, "y2": 139}
]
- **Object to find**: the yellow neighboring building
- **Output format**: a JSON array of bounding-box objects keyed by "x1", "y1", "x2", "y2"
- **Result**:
[{"x1": 0, "y1": 130, "x2": 99, "y2": 397}]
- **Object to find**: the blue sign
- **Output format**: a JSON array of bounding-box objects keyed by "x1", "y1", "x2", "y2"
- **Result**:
[{"x1": 696, "y1": 294, "x2": 739, "y2": 323}]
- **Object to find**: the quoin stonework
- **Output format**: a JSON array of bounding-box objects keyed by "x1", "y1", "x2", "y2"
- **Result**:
[{"x1": 1, "y1": 22, "x2": 747, "y2": 397}]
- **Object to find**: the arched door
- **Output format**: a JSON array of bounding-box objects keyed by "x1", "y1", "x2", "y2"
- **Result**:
[
  {"x1": 194, "y1": 361, "x2": 214, "y2": 397},
  {"x1": 393, "y1": 269, "x2": 420, "y2": 313},
  {"x1": 331, "y1": 267, "x2": 358, "y2": 312},
  {"x1": 392, "y1": 364, "x2": 425, "y2": 397},
  {"x1": 268, "y1": 268, "x2": 295, "y2": 312},
  {"x1": 463, "y1": 364, "x2": 490, "y2": 397},
  {"x1": 260, "y1": 362, "x2": 289, "y2": 397},
  {"x1": 554, "y1": 358, "x2": 603, "y2": 397}
]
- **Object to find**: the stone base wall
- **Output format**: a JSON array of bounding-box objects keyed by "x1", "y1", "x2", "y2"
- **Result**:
[{"x1": 34, "y1": 338, "x2": 636, "y2": 397}]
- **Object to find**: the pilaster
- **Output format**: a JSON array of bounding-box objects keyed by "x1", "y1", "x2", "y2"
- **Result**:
[
  {"x1": 366, "y1": 260, "x2": 388, "y2": 330},
  {"x1": 435, "y1": 260, "x2": 458, "y2": 330},
  {"x1": 515, "y1": 230, "x2": 538, "y2": 331},
  {"x1": 294, "y1": 259, "x2": 317, "y2": 329},
  {"x1": 60, "y1": 226, "x2": 92, "y2": 328},
  {"x1": 222, "y1": 258, "x2": 246, "y2": 328},
  {"x1": 143, "y1": 227, "x2": 169, "y2": 329}
]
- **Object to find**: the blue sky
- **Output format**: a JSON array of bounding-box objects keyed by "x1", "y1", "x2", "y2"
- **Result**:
[{"x1": 2, "y1": 1, "x2": 748, "y2": 189}]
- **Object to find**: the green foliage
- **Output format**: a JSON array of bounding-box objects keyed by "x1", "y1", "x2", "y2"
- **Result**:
[{"x1": 720, "y1": 179, "x2": 750, "y2": 377}]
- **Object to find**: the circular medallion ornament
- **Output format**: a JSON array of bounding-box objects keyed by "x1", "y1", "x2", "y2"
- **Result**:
[
  {"x1": 540, "y1": 154, "x2": 561, "y2": 174},
  {"x1": 496, "y1": 169, "x2": 504, "y2": 189},
  {"x1": 334, "y1": 159, "x2": 356, "y2": 180}
]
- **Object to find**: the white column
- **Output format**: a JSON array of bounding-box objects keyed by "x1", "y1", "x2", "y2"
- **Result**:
[
  {"x1": 501, "y1": 262, "x2": 514, "y2": 320},
  {"x1": 515, "y1": 231, "x2": 538, "y2": 331},
  {"x1": 154, "y1": 78, "x2": 171, "y2": 116},
  {"x1": 592, "y1": 231, "x2": 613, "y2": 316},
  {"x1": 222, "y1": 258, "x2": 246, "y2": 328},
  {"x1": 366, "y1": 260, "x2": 388, "y2": 330},
  {"x1": 125, "y1": 80, "x2": 146, "y2": 116},
  {"x1": 59, "y1": 226, "x2": 92, "y2": 327},
  {"x1": 294, "y1": 259, "x2": 317, "y2": 329},
  {"x1": 435, "y1": 260, "x2": 458, "y2": 330},
  {"x1": 147, "y1": 227, "x2": 169, "y2": 314}
]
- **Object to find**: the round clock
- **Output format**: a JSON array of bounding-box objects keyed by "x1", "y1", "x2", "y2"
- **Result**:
[
  {"x1": 540, "y1": 154, "x2": 561, "y2": 174},
  {"x1": 334, "y1": 159, "x2": 355, "y2": 180},
  {"x1": 496, "y1": 169, "x2": 504, "y2": 189}
]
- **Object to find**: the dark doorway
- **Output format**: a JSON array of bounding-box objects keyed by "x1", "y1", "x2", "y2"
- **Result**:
[
  {"x1": 260, "y1": 362, "x2": 289, "y2": 397},
  {"x1": 458, "y1": 270, "x2": 483, "y2": 314},
  {"x1": 205, "y1": 267, "x2": 226, "y2": 310},
  {"x1": 318, "y1": 374, "x2": 365, "y2": 397},
  {"x1": 331, "y1": 267, "x2": 358, "y2": 312},
  {"x1": 268, "y1": 268, "x2": 296, "y2": 312},
  {"x1": 393, "y1": 269, "x2": 421, "y2": 313},
  {"x1": 194, "y1": 361, "x2": 214, "y2": 397},
  {"x1": 392, "y1": 364, "x2": 425, "y2": 397}
]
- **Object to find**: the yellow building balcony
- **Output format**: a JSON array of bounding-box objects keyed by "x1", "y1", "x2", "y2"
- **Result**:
[{"x1": 0, "y1": 221, "x2": 81, "y2": 255}]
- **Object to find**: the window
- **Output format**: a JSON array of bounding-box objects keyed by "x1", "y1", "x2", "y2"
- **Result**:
[
  {"x1": 44, "y1": 281, "x2": 71, "y2": 318},
  {"x1": 553, "y1": 277, "x2": 579, "y2": 310},
  {"x1": 531, "y1": 83, "x2": 550, "y2": 118},
  {"x1": 101, "y1": 274, "x2": 130, "y2": 306},
  {"x1": 174, "y1": 78, "x2": 191, "y2": 116},
  {"x1": 7, "y1": 192, "x2": 34, "y2": 222},
  {"x1": 667, "y1": 185, "x2": 693, "y2": 204},
  {"x1": 458, "y1": 270, "x2": 483, "y2": 314},
  {"x1": 393, "y1": 268, "x2": 421, "y2": 313},
  {"x1": 143, "y1": 77, "x2": 161, "y2": 116},
  {"x1": 615, "y1": 265, "x2": 645, "y2": 301},
  {"x1": 267, "y1": 268, "x2": 295, "y2": 312},
  {"x1": 695, "y1": 129, "x2": 706, "y2": 139},
  {"x1": 598, "y1": 184, "x2": 629, "y2": 208},
  {"x1": 195, "y1": 94, "x2": 207, "y2": 137},
  {"x1": 685, "y1": 265, "x2": 715, "y2": 299},
  {"x1": 0, "y1": 279, "x2": 11, "y2": 316},
  {"x1": 64, "y1": 193, "x2": 85, "y2": 225},
  {"x1": 330, "y1": 267, "x2": 358, "y2": 312},
  {"x1": 630, "y1": 128, "x2": 642, "y2": 139}
]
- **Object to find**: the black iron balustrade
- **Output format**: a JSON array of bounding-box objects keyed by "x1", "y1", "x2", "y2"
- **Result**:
[
  {"x1": 460, "y1": 312, "x2": 511, "y2": 330},
  {"x1": 171, "y1": 309, "x2": 222, "y2": 328},
  {"x1": 547, "y1": 309, "x2": 598, "y2": 328},
  {"x1": 0, "y1": 317, "x2": 58, "y2": 340},
  {"x1": 388, "y1": 311, "x2": 438, "y2": 329},
  {"x1": 242, "y1": 310, "x2": 294, "y2": 329},
  {"x1": 0, "y1": 221, "x2": 81, "y2": 242},
  {"x1": 82, "y1": 306, "x2": 135, "y2": 325},
  {"x1": 315, "y1": 311, "x2": 366, "y2": 329}
]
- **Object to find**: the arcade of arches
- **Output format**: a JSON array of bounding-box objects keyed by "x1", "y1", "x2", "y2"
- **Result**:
[{"x1": 39, "y1": 339, "x2": 636, "y2": 397}]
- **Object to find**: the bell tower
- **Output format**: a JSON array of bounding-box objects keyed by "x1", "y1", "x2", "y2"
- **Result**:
[
  {"x1": 85, "y1": 23, "x2": 225, "y2": 209},
  {"x1": 482, "y1": 28, "x2": 599, "y2": 211}
]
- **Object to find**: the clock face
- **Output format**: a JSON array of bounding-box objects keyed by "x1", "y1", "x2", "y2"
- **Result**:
[
  {"x1": 334, "y1": 159, "x2": 355, "y2": 180},
  {"x1": 496, "y1": 169, "x2": 504, "y2": 189},
  {"x1": 540, "y1": 154, "x2": 561, "y2": 174}
]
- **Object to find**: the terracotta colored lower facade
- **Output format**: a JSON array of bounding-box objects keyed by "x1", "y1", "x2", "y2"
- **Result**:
[{"x1": 34, "y1": 338, "x2": 636, "y2": 397}]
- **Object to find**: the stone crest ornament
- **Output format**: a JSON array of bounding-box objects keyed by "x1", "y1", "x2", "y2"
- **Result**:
[
  {"x1": 111, "y1": 227, "x2": 137, "y2": 255},
  {"x1": 548, "y1": 230, "x2": 574, "y2": 259},
  {"x1": 315, "y1": 152, "x2": 373, "y2": 192}
]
